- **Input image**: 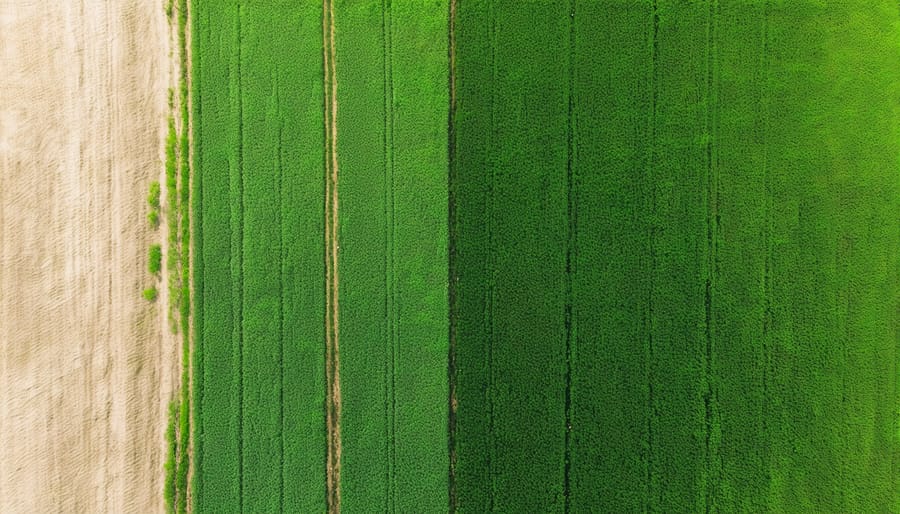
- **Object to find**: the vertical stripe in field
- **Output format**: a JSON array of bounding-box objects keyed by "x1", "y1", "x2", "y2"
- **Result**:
[
  {"x1": 569, "y1": 1, "x2": 653, "y2": 510},
  {"x1": 333, "y1": 1, "x2": 389, "y2": 510},
  {"x1": 194, "y1": 2, "x2": 242, "y2": 511},
  {"x1": 233, "y1": 5, "x2": 244, "y2": 511},
  {"x1": 764, "y1": 2, "x2": 900, "y2": 510},
  {"x1": 268, "y1": 2, "x2": 328, "y2": 513},
  {"x1": 190, "y1": 0, "x2": 204, "y2": 506},
  {"x1": 383, "y1": 4, "x2": 396, "y2": 510},
  {"x1": 323, "y1": 0, "x2": 341, "y2": 510},
  {"x1": 335, "y1": 1, "x2": 449, "y2": 510},
  {"x1": 391, "y1": 2, "x2": 449, "y2": 511},
  {"x1": 712, "y1": 1, "x2": 771, "y2": 509},
  {"x1": 649, "y1": 2, "x2": 709, "y2": 511},
  {"x1": 490, "y1": 2, "x2": 569, "y2": 510},
  {"x1": 240, "y1": 3, "x2": 285, "y2": 510},
  {"x1": 704, "y1": 1, "x2": 720, "y2": 511},
  {"x1": 192, "y1": 1, "x2": 327, "y2": 512},
  {"x1": 447, "y1": 0, "x2": 458, "y2": 510},
  {"x1": 768, "y1": 4, "x2": 843, "y2": 510},
  {"x1": 451, "y1": 0, "x2": 494, "y2": 510},
  {"x1": 562, "y1": 0, "x2": 574, "y2": 508}
]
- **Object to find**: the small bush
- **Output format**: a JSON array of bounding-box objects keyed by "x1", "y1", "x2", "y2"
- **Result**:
[
  {"x1": 148, "y1": 210, "x2": 160, "y2": 228},
  {"x1": 148, "y1": 181, "x2": 161, "y2": 210},
  {"x1": 149, "y1": 244, "x2": 163, "y2": 275},
  {"x1": 143, "y1": 287, "x2": 158, "y2": 302}
]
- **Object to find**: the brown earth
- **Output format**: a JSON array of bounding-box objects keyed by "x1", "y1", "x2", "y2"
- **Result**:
[{"x1": 0, "y1": 1, "x2": 177, "y2": 512}]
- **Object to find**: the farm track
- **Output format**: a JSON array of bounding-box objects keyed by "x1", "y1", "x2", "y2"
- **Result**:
[{"x1": 323, "y1": 0, "x2": 341, "y2": 509}]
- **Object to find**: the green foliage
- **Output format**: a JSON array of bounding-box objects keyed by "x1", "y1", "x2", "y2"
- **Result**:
[
  {"x1": 148, "y1": 180, "x2": 162, "y2": 229},
  {"x1": 176, "y1": 378, "x2": 189, "y2": 514},
  {"x1": 165, "y1": 115, "x2": 180, "y2": 333},
  {"x1": 164, "y1": 401, "x2": 177, "y2": 514},
  {"x1": 332, "y1": 2, "x2": 449, "y2": 512},
  {"x1": 450, "y1": 1, "x2": 900, "y2": 512},
  {"x1": 149, "y1": 244, "x2": 162, "y2": 275},
  {"x1": 192, "y1": 1, "x2": 329, "y2": 512},
  {"x1": 148, "y1": 181, "x2": 161, "y2": 210},
  {"x1": 190, "y1": 1, "x2": 900, "y2": 513},
  {"x1": 142, "y1": 287, "x2": 158, "y2": 302}
]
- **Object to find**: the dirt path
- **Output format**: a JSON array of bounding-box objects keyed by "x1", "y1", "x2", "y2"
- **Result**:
[
  {"x1": 0, "y1": 1, "x2": 176, "y2": 512},
  {"x1": 323, "y1": 0, "x2": 342, "y2": 510}
]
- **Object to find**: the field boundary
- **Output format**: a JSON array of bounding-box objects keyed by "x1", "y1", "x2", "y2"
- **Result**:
[
  {"x1": 323, "y1": 0, "x2": 342, "y2": 510},
  {"x1": 447, "y1": 0, "x2": 458, "y2": 511}
]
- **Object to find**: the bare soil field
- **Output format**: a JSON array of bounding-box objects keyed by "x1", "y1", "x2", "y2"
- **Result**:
[{"x1": 0, "y1": 1, "x2": 176, "y2": 512}]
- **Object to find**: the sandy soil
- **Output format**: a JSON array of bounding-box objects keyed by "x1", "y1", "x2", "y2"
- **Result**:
[{"x1": 0, "y1": 1, "x2": 177, "y2": 512}]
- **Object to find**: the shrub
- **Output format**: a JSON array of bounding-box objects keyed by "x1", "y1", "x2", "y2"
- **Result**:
[
  {"x1": 142, "y1": 287, "x2": 158, "y2": 302},
  {"x1": 148, "y1": 181, "x2": 161, "y2": 210},
  {"x1": 149, "y1": 244, "x2": 163, "y2": 275},
  {"x1": 148, "y1": 210, "x2": 160, "y2": 228}
]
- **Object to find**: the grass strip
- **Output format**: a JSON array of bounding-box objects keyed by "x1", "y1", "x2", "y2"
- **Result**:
[{"x1": 164, "y1": 400, "x2": 178, "y2": 514}]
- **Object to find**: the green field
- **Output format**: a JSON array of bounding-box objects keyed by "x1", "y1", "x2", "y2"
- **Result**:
[
  {"x1": 452, "y1": 1, "x2": 900, "y2": 512},
  {"x1": 334, "y1": 0, "x2": 449, "y2": 511},
  {"x1": 192, "y1": 1, "x2": 328, "y2": 511},
  {"x1": 192, "y1": 0, "x2": 447, "y2": 511},
  {"x1": 190, "y1": 1, "x2": 900, "y2": 511}
]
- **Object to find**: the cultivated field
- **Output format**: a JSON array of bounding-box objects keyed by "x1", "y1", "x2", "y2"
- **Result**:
[
  {"x1": 452, "y1": 1, "x2": 900, "y2": 512},
  {"x1": 191, "y1": 0, "x2": 448, "y2": 511},
  {"x1": 190, "y1": 1, "x2": 900, "y2": 512},
  {"x1": 192, "y1": 1, "x2": 328, "y2": 511}
]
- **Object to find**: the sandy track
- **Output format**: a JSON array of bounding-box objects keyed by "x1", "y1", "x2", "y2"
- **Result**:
[
  {"x1": 323, "y1": 0, "x2": 341, "y2": 511},
  {"x1": 0, "y1": 1, "x2": 174, "y2": 512}
]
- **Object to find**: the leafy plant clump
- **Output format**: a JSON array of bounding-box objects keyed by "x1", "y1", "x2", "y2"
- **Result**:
[
  {"x1": 142, "y1": 287, "x2": 159, "y2": 302},
  {"x1": 149, "y1": 244, "x2": 163, "y2": 275},
  {"x1": 148, "y1": 181, "x2": 161, "y2": 228}
]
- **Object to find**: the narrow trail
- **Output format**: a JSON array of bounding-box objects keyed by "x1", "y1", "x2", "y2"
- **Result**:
[
  {"x1": 446, "y1": 0, "x2": 458, "y2": 511},
  {"x1": 324, "y1": 0, "x2": 342, "y2": 510}
]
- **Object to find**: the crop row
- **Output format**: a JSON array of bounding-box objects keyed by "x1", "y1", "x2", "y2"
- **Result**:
[
  {"x1": 333, "y1": 0, "x2": 449, "y2": 511},
  {"x1": 191, "y1": 1, "x2": 327, "y2": 512}
]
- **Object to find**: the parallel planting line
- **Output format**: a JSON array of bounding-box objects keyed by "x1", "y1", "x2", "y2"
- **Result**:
[
  {"x1": 563, "y1": 0, "x2": 576, "y2": 511},
  {"x1": 382, "y1": 1, "x2": 398, "y2": 510},
  {"x1": 447, "y1": 0, "x2": 458, "y2": 511}
]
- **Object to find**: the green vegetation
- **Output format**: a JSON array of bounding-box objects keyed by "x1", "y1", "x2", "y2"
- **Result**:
[
  {"x1": 192, "y1": 1, "x2": 327, "y2": 512},
  {"x1": 164, "y1": 401, "x2": 177, "y2": 514},
  {"x1": 165, "y1": 115, "x2": 180, "y2": 332},
  {"x1": 148, "y1": 181, "x2": 161, "y2": 228},
  {"x1": 451, "y1": 1, "x2": 900, "y2": 511},
  {"x1": 452, "y1": 3, "x2": 568, "y2": 511},
  {"x1": 175, "y1": 3, "x2": 191, "y2": 513},
  {"x1": 149, "y1": 244, "x2": 162, "y2": 275},
  {"x1": 142, "y1": 287, "x2": 159, "y2": 302},
  {"x1": 334, "y1": 0, "x2": 449, "y2": 510},
  {"x1": 188, "y1": 1, "x2": 900, "y2": 512}
]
